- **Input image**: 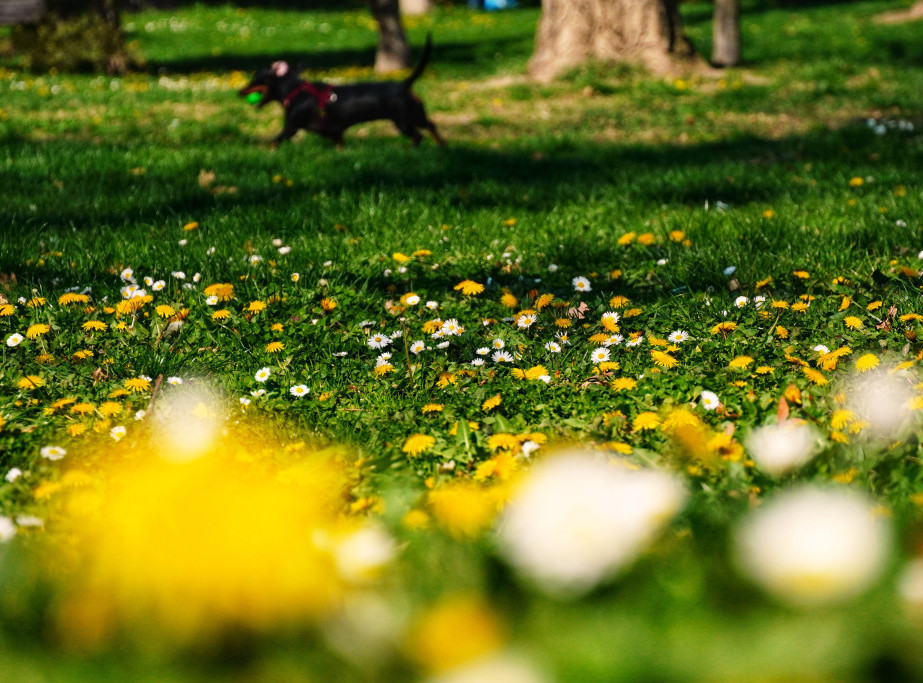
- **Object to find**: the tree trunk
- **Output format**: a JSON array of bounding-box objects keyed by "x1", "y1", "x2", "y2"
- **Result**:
[
  {"x1": 712, "y1": 0, "x2": 740, "y2": 67},
  {"x1": 367, "y1": 0, "x2": 412, "y2": 73},
  {"x1": 400, "y1": 0, "x2": 431, "y2": 16},
  {"x1": 529, "y1": 0, "x2": 699, "y2": 83}
]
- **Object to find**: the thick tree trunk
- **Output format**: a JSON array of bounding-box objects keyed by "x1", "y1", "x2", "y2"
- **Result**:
[
  {"x1": 529, "y1": 0, "x2": 699, "y2": 83},
  {"x1": 400, "y1": 0, "x2": 431, "y2": 16},
  {"x1": 367, "y1": 0, "x2": 412, "y2": 73},
  {"x1": 712, "y1": 0, "x2": 740, "y2": 67}
]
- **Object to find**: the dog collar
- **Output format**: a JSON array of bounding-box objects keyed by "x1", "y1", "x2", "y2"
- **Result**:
[{"x1": 282, "y1": 82, "x2": 337, "y2": 111}]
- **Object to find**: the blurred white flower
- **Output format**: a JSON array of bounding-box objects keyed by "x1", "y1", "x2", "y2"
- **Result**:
[
  {"x1": 846, "y1": 367, "x2": 918, "y2": 441},
  {"x1": 745, "y1": 421, "x2": 819, "y2": 476},
  {"x1": 497, "y1": 450, "x2": 686, "y2": 597},
  {"x1": 425, "y1": 653, "x2": 549, "y2": 683},
  {"x1": 333, "y1": 524, "x2": 395, "y2": 584},
  {"x1": 735, "y1": 487, "x2": 891, "y2": 605}
]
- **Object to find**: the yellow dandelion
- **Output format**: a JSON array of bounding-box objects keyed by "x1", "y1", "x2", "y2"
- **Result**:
[
  {"x1": 436, "y1": 372, "x2": 456, "y2": 388},
  {"x1": 482, "y1": 394, "x2": 502, "y2": 411},
  {"x1": 454, "y1": 280, "x2": 485, "y2": 296},
  {"x1": 203, "y1": 283, "x2": 234, "y2": 301},
  {"x1": 844, "y1": 316, "x2": 864, "y2": 330},
  {"x1": 71, "y1": 402, "x2": 95, "y2": 415},
  {"x1": 374, "y1": 363, "x2": 394, "y2": 376},
  {"x1": 771, "y1": 300, "x2": 789, "y2": 310},
  {"x1": 637, "y1": 232, "x2": 656, "y2": 246},
  {"x1": 602, "y1": 317, "x2": 620, "y2": 333},
  {"x1": 711, "y1": 321, "x2": 738, "y2": 335},
  {"x1": 392, "y1": 252, "x2": 411, "y2": 263},
  {"x1": 67, "y1": 423, "x2": 87, "y2": 437},
  {"x1": 320, "y1": 298, "x2": 337, "y2": 311},
  {"x1": 597, "y1": 361, "x2": 620, "y2": 373},
  {"x1": 82, "y1": 320, "x2": 107, "y2": 332},
  {"x1": 26, "y1": 297, "x2": 46, "y2": 308},
  {"x1": 422, "y1": 403, "x2": 444, "y2": 414},
  {"x1": 500, "y1": 292, "x2": 518, "y2": 308},
  {"x1": 155, "y1": 304, "x2": 176, "y2": 318},
  {"x1": 617, "y1": 231, "x2": 636, "y2": 246},
  {"x1": 633, "y1": 411, "x2": 661, "y2": 431},
  {"x1": 524, "y1": 365, "x2": 549, "y2": 380},
  {"x1": 17, "y1": 375, "x2": 43, "y2": 390},
  {"x1": 652, "y1": 350, "x2": 678, "y2": 369},
  {"x1": 792, "y1": 270, "x2": 809, "y2": 280},
  {"x1": 247, "y1": 300, "x2": 267, "y2": 314},
  {"x1": 755, "y1": 276, "x2": 773, "y2": 289},
  {"x1": 123, "y1": 377, "x2": 151, "y2": 393},
  {"x1": 791, "y1": 302, "x2": 809, "y2": 312},
  {"x1": 802, "y1": 367, "x2": 829, "y2": 386},
  {"x1": 58, "y1": 292, "x2": 90, "y2": 306},
  {"x1": 98, "y1": 401, "x2": 122, "y2": 417},
  {"x1": 72, "y1": 349, "x2": 94, "y2": 360},
  {"x1": 50, "y1": 397, "x2": 78, "y2": 410},
  {"x1": 403, "y1": 433, "x2": 436, "y2": 457},
  {"x1": 412, "y1": 249, "x2": 432, "y2": 258},
  {"x1": 839, "y1": 297, "x2": 852, "y2": 312},
  {"x1": 831, "y1": 409, "x2": 855, "y2": 431},
  {"x1": 487, "y1": 433, "x2": 520, "y2": 451},
  {"x1": 183, "y1": 221, "x2": 199, "y2": 231},
  {"x1": 624, "y1": 308, "x2": 642, "y2": 318},
  {"x1": 26, "y1": 323, "x2": 50, "y2": 339},
  {"x1": 755, "y1": 366, "x2": 774, "y2": 375},
  {"x1": 855, "y1": 353, "x2": 879, "y2": 373},
  {"x1": 609, "y1": 295, "x2": 630, "y2": 309},
  {"x1": 612, "y1": 377, "x2": 638, "y2": 392},
  {"x1": 729, "y1": 355, "x2": 754, "y2": 369},
  {"x1": 427, "y1": 485, "x2": 500, "y2": 540},
  {"x1": 0, "y1": 304, "x2": 14, "y2": 316},
  {"x1": 848, "y1": 176, "x2": 864, "y2": 187},
  {"x1": 265, "y1": 341, "x2": 285, "y2": 354},
  {"x1": 422, "y1": 319, "x2": 443, "y2": 334},
  {"x1": 775, "y1": 326, "x2": 789, "y2": 338},
  {"x1": 555, "y1": 318, "x2": 572, "y2": 329},
  {"x1": 762, "y1": 209, "x2": 775, "y2": 219},
  {"x1": 211, "y1": 309, "x2": 231, "y2": 320},
  {"x1": 535, "y1": 293, "x2": 555, "y2": 310}
]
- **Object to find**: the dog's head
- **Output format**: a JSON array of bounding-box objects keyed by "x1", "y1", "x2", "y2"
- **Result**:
[{"x1": 238, "y1": 61, "x2": 295, "y2": 108}]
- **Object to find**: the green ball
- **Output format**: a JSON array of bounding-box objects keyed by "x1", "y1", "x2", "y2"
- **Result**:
[{"x1": 246, "y1": 91, "x2": 262, "y2": 105}]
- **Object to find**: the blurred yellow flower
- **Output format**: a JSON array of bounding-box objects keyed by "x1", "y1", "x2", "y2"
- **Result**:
[{"x1": 406, "y1": 595, "x2": 504, "y2": 673}]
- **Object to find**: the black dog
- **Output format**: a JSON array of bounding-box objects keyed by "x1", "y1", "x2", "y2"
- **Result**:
[{"x1": 239, "y1": 35, "x2": 444, "y2": 148}]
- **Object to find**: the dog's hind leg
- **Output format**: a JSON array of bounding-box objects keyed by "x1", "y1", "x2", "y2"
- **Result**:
[
  {"x1": 409, "y1": 97, "x2": 445, "y2": 146},
  {"x1": 272, "y1": 123, "x2": 300, "y2": 147}
]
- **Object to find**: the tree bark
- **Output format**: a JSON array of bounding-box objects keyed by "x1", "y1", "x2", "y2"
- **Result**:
[
  {"x1": 400, "y1": 0, "x2": 431, "y2": 16},
  {"x1": 712, "y1": 0, "x2": 740, "y2": 67},
  {"x1": 367, "y1": 0, "x2": 412, "y2": 73},
  {"x1": 529, "y1": 0, "x2": 699, "y2": 83}
]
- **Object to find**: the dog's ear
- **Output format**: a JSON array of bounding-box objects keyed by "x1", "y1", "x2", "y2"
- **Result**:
[{"x1": 272, "y1": 61, "x2": 289, "y2": 77}]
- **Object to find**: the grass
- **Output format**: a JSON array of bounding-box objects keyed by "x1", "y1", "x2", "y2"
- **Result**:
[{"x1": 2, "y1": 1, "x2": 923, "y2": 680}]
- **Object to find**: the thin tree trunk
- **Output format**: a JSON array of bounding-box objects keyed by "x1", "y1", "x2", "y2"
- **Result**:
[
  {"x1": 712, "y1": 0, "x2": 740, "y2": 67},
  {"x1": 367, "y1": 0, "x2": 412, "y2": 73},
  {"x1": 529, "y1": 0, "x2": 699, "y2": 83}
]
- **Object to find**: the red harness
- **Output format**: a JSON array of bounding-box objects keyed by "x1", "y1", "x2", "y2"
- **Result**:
[{"x1": 282, "y1": 82, "x2": 337, "y2": 115}]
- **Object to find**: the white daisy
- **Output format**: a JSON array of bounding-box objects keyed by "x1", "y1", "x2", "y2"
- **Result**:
[
  {"x1": 291, "y1": 273, "x2": 301, "y2": 282},
  {"x1": 544, "y1": 341, "x2": 561, "y2": 353},
  {"x1": 178, "y1": 239, "x2": 188, "y2": 247},
  {"x1": 172, "y1": 271, "x2": 186, "y2": 280},
  {"x1": 441, "y1": 318, "x2": 462, "y2": 336},
  {"x1": 40, "y1": 445, "x2": 66, "y2": 461},
  {"x1": 548, "y1": 264, "x2": 559, "y2": 272},
  {"x1": 0, "y1": 517, "x2": 16, "y2": 542},
  {"x1": 436, "y1": 340, "x2": 451, "y2": 349},
  {"x1": 700, "y1": 390, "x2": 720, "y2": 411},
  {"x1": 754, "y1": 296, "x2": 766, "y2": 308},
  {"x1": 426, "y1": 300, "x2": 439, "y2": 310},
  {"x1": 272, "y1": 238, "x2": 283, "y2": 247},
  {"x1": 813, "y1": 344, "x2": 830, "y2": 355},
  {"x1": 470, "y1": 358, "x2": 485, "y2": 366},
  {"x1": 625, "y1": 336, "x2": 644, "y2": 348},
  {"x1": 734, "y1": 296, "x2": 749, "y2": 307},
  {"x1": 668, "y1": 330, "x2": 689, "y2": 344},
  {"x1": 517, "y1": 313, "x2": 537, "y2": 329},
  {"x1": 410, "y1": 341, "x2": 426, "y2": 355},
  {"x1": 144, "y1": 276, "x2": 154, "y2": 286},
  {"x1": 492, "y1": 350, "x2": 514, "y2": 363},
  {"x1": 152, "y1": 280, "x2": 166, "y2": 291},
  {"x1": 590, "y1": 347, "x2": 610, "y2": 363},
  {"x1": 120, "y1": 267, "x2": 134, "y2": 282},
  {"x1": 492, "y1": 338, "x2": 505, "y2": 350},
  {"x1": 110, "y1": 425, "x2": 126, "y2": 441},
  {"x1": 205, "y1": 295, "x2": 218, "y2": 306},
  {"x1": 290, "y1": 384, "x2": 309, "y2": 397},
  {"x1": 476, "y1": 347, "x2": 490, "y2": 355},
  {"x1": 367, "y1": 333, "x2": 392, "y2": 349},
  {"x1": 6, "y1": 333, "x2": 23, "y2": 347},
  {"x1": 404, "y1": 294, "x2": 420, "y2": 306},
  {"x1": 251, "y1": 388, "x2": 266, "y2": 397},
  {"x1": 333, "y1": 351, "x2": 348, "y2": 357},
  {"x1": 254, "y1": 367, "x2": 271, "y2": 382},
  {"x1": 193, "y1": 273, "x2": 201, "y2": 283},
  {"x1": 603, "y1": 335, "x2": 624, "y2": 347},
  {"x1": 5, "y1": 468, "x2": 22, "y2": 483},
  {"x1": 572, "y1": 276, "x2": 591, "y2": 292},
  {"x1": 249, "y1": 255, "x2": 263, "y2": 265},
  {"x1": 240, "y1": 397, "x2": 251, "y2": 407},
  {"x1": 167, "y1": 376, "x2": 183, "y2": 385},
  {"x1": 602, "y1": 311, "x2": 620, "y2": 324},
  {"x1": 278, "y1": 246, "x2": 292, "y2": 255},
  {"x1": 134, "y1": 410, "x2": 146, "y2": 420}
]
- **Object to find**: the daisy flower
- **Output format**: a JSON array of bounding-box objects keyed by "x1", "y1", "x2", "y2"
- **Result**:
[
  {"x1": 289, "y1": 384, "x2": 309, "y2": 397},
  {"x1": 517, "y1": 313, "x2": 537, "y2": 329},
  {"x1": 441, "y1": 318, "x2": 462, "y2": 336},
  {"x1": 367, "y1": 333, "x2": 392, "y2": 349},
  {"x1": 291, "y1": 273, "x2": 301, "y2": 282},
  {"x1": 110, "y1": 425, "x2": 127, "y2": 441},
  {"x1": 6, "y1": 333, "x2": 23, "y2": 347},
  {"x1": 426, "y1": 300, "x2": 439, "y2": 310},
  {"x1": 152, "y1": 280, "x2": 166, "y2": 291},
  {"x1": 590, "y1": 347, "x2": 611, "y2": 363},
  {"x1": 548, "y1": 264, "x2": 558, "y2": 272},
  {"x1": 753, "y1": 296, "x2": 766, "y2": 308},
  {"x1": 625, "y1": 336, "x2": 644, "y2": 348},
  {"x1": 470, "y1": 358, "x2": 485, "y2": 366},
  {"x1": 476, "y1": 347, "x2": 490, "y2": 355},
  {"x1": 572, "y1": 276, "x2": 591, "y2": 292},
  {"x1": 5, "y1": 468, "x2": 22, "y2": 483},
  {"x1": 404, "y1": 294, "x2": 420, "y2": 306},
  {"x1": 436, "y1": 341, "x2": 451, "y2": 349},
  {"x1": 251, "y1": 389, "x2": 266, "y2": 397},
  {"x1": 410, "y1": 341, "x2": 426, "y2": 355},
  {"x1": 813, "y1": 344, "x2": 830, "y2": 355},
  {"x1": 668, "y1": 330, "x2": 689, "y2": 344},
  {"x1": 120, "y1": 267, "x2": 134, "y2": 282},
  {"x1": 544, "y1": 341, "x2": 561, "y2": 353},
  {"x1": 166, "y1": 376, "x2": 183, "y2": 385},
  {"x1": 278, "y1": 246, "x2": 292, "y2": 255},
  {"x1": 734, "y1": 296, "x2": 749, "y2": 307},
  {"x1": 205, "y1": 295, "x2": 218, "y2": 306},
  {"x1": 700, "y1": 390, "x2": 720, "y2": 411},
  {"x1": 240, "y1": 397, "x2": 251, "y2": 407},
  {"x1": 254, "y1": 367, "x2": 271, "y2": 382},
  {"x1": 172, "y1": 271, "x2": 186, "y2": 280},
  {"x1": 249, "y1": 255, "x2": 263, "y2": 265},
  {"x1": 492, "y1": 350, "x2": 514, "y2": 363},
  {"x1": 604, "y1": 335, "x2": 624, "y2": 347},
  {"x1": 40, "y1": 445, "x2": 66, "y2": 461},
  {"x1": 492, "y1": 338, "x2": 505, "y2": 350}
]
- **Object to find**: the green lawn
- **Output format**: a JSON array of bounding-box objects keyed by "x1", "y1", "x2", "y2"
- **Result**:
[{"x1": 2, "y1": 1, "x2": 923, "y2": 681}]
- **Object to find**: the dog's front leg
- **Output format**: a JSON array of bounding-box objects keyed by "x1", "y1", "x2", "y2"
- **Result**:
[{"x1": 271, "y1": 121, "x2": 300, "y2": 148}]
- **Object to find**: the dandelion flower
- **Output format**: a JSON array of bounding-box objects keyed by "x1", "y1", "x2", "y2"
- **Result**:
[
  {"x1": 454, "y1": 280, "x2": 485, "y2": 296},
  {"x1": 482, "y1": 394, "x2": 502, "y2": 411},
  {"x1": 651, "y1": 350, "x2": 678, "y2": 368},
  {"x1": 26, "y1": 323, "x2": 50, "y2": 339},
  {"x1": 855, "y1": 354, "x2": 879, "y2": 373},
  {"x1": 844, "y1": 316, "x2": 864, "y2": 330},
  {"x1": 254, "y1": 367, "x2": 271, "y2": 383},
  {"x1": 403, "y1": 433, "x2": 436, "y2": 457},
  {"x1": 123, "y1": 377, "x2": 151, "y2": 393},
  {"x1": 265, "y1": 341, "x2": 285, "y2": 354},
  {"x1": 612, "y1": 377, "x2": 637, "y2": 392},
  {"x1": 729, "y1": 355, "x2": 754, "y2": 369}
]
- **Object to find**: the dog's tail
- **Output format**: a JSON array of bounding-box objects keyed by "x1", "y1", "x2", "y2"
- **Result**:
[{"x1": 403, "y1": 33, "x2": 433, "y2": 88}]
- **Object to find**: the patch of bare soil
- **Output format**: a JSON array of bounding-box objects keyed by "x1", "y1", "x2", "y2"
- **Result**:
[{"x1": 874, "y1": 1, "x2": 923, "y2": 24}]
